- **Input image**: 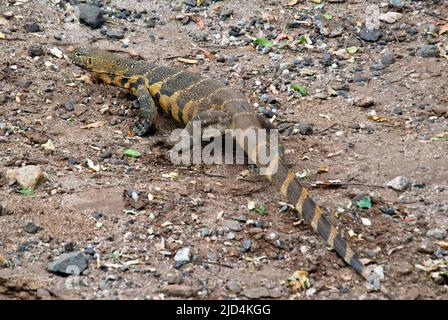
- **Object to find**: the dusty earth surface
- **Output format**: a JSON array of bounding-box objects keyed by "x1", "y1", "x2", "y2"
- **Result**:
[{"x1": 0, "y1": 0, "x2": 447, "y2": 300}]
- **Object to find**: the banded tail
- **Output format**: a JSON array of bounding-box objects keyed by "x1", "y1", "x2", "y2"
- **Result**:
[{"x1": 233, "y1": 118, "x2": 393, "y2": 299}]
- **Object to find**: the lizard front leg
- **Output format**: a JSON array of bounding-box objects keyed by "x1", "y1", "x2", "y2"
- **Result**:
[{"x1": 133, "y1": 86, "x2": 158, "y2": 136}]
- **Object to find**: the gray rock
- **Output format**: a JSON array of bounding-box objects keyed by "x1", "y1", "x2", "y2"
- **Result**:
[
  {"x1": 418, "y1": 239, "x2": 435, "y2": 254},
  {"x1": 359, "y1": 28, "x2": 382, "y2": 42},
  {"x1": 226, "y1": 280, "x2": 242, "y2": 293},
  {"x1": 242, "y1": 287, "x2": 270, "y2": 299},
  {"x1": 321, "y1": 53, "x2": 333, "y2": 67},
  {"x1": 24, "y1": 20, "x2": 41, "y2": 33},
  {"x1": 47, "y1": 251, "x2": 89, "y2": 276},
  {"x1": 76, "y1": 4, "x2": 105, "y2": 29},
  {"x1": 418, "y1": 45, "x2": 440, "y2": 58},
  {"x1": 426, "y1": 228, "x2": 447, "y2": 240},
  {"x1": 298, "y1": 123, "x2": 313, "y2": 135},
  {"x1": 200, "y1": 227, "x2": 210, "y2": 237},
  {"x1": 222, "y1": 219, "x2": 242, "y2": 232},
  {"x1": 160, "y1": 284, "x2": 195, "y2": 297},
  {"x1": 240, "y1": 239, "x2": 252, "y2": 252},
  {"x1": 28, "y1": 45, "x2": 44, "y2": 57},
  {"x1": 389, "y1": 0, "x2": 403, "y2": 8},
  {"x1": 318, "y1": 18, "x2": 343, "y2": 38},
  {"x1": 174, "y1": 247, "x2": 191, "y2": 263},
  {"x1": 355, "y1": 96, "x2": 375, "y2": 108},
  {"x1": 23, "y1": 222, "x2": 43, "y2": 234},
  {"x1": 380, "y1": 207, "x2": 396, "y2": 216},
  {"x1": 381, "y1": 53, "x2": 396, "y2": 65},
  {"x1": 397, "y1": 261, "x2": 413, "y2": 276},
  {"x1": 387, "y1": 176, "x2": 411, "y2": 191},
  {"x1": 279, "y1": 63, "x2": 290, "y2": 70},
  {"x1": 106, "y1": 29, "x2": 125, "y2": 40},
  {"x1": 344, "y1": 35, "x2": 362, "y2": 48},
  {"x1": 64, "y1": 100, "x2": 75, "y2": 111}
]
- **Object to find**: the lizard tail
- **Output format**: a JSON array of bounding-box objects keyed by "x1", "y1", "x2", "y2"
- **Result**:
[
  {"x1": 234, "y1": 125, "x2": 394, "y2": 299},
  {"x1": 272, "y1": 163, "x2": 393, "y2": 299}
]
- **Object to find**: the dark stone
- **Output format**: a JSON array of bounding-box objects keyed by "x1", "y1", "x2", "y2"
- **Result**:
[
  {"x1": 24, "y1": 20, "x2": 42, "y2": 33},
  {"x1": 298, "y1": 123, "x2": 313, "y2": 135},
  {"x1": 146, "y1": 20, "x2": 156, "y2": 28},
  {"x1": 64, "y1": 242, "x2": 77, "y2": 252},
  {"x1": 229, "y1": 26, "x2": 242, "y2": 37},
  {"x1": 23, "y1": 222, "x2": 43, "y2": 234},
  {"x1": 216, "y1": 56, "x2": 226, "y2": 63},
  {"x1": 418, "y1": 45, "x2": 440, "y2": 58},
  {"x1": 47, "y1": 251, "x2": 89, "y2": 276},
  {"x1": 220, "y1": 9, "x2": 233, "y2": 21},
  {"x1": 359, "y1": 28, "x2": 382, "y2": 42},
  {"x1": 380, "y1": 207, "x2": 396, "y2": 216},
  {"x1": 240, "y1": 239, "x2": 252, "y2": 252},
  {"x1": 64, "y1": 100, "x2": 75, "y2": 111},
  {"x1": 381, "y1": 53, "x2": 396, "y2": 65},
  {"x1": 77, "y1": 4, "x2": 105, "y2": 29},
  {"x1": 28, "y1": 45, "x2": 44, "y2": 57},
  {"x1": 106, "y1": 29, "x2": 125, "y2": 40},
  {"x1": 321, "y1": 53, "x2": 333, "y2": 66}
]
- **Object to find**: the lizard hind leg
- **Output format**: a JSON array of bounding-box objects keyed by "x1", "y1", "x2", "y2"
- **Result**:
[{"x1": 169, "y1": 110, "x2": 232, "y2": 164}]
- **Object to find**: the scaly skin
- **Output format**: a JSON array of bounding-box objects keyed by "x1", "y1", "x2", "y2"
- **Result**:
[{"x1": 68, "y1": 47, "x2": 393, "y2": 299}]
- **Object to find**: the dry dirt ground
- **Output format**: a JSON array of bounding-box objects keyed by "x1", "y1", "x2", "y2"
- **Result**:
[{"x1": 0, "y1": 0, "x2": 447, "y2": 300}]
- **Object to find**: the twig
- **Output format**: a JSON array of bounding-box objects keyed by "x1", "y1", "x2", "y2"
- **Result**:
[
  {"x1": 391, "y1": 69, "x2": 416, "y2": 83},
  {"x1": 192, "y1": 259, "x2": 234, "y2": 269},
  {"x1": 425, "y1": 11, "x2": 448, "y2": 22},
  {"x1": 317, "y1": 123, "x2": 337, "y2": 134}
]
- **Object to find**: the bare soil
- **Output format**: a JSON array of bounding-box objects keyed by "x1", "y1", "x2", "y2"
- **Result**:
[{"x1": 0, "y1": 0, "x2": 447, "y2": 300}]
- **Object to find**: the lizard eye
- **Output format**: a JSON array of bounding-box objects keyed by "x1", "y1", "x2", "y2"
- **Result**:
[{"x1": 75, "y1": 52, "x2": 82, "y2": 58}]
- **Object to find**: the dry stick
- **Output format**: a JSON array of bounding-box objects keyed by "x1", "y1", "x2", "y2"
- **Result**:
[
  {"x1": 317, "y1": 123, "x2": 338, "y2": 134},
  {"x1": 425, "y1": 11, "x2": 448, "y2": 22},
  {"x1": 391, "y1": 69, "x2": 416, "y2": 83},
  {"x1": 192, "y1": 259, "x2": 234, "y2": 269}
]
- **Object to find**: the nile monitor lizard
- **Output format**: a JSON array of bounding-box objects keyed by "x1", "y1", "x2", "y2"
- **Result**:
[{"x1": 68, "y1": 47, "x2": 392, "y2": 299}]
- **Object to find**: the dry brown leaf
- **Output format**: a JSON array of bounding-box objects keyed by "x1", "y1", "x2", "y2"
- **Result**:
[
  {"x1": 274, "y1": 33, "x2": 293, "y2": 43},
  {"x1": 288, "y1": 0, "x2": 299, "y2": 6},
  {"x1": 269, "y1": 84, "x2": 279, "y2": 95},
  {"x1": 81, "y1": 121, "x2": 104, "y2": 129},
  {"x1": 191, "y1": 15, "x2": 205, "y2": 29},
  {"x1": 367, "y1": 114, "x2": 387, "y2": 122},
  {"x1": 439, "y1": 24, "x2": 448, "y2": 35},
  {"x1": 436, "y1": 241, "x2": 448, "y2": 249},
  {"x1": 317, "y1": 165, "x2": 329, "y2": 174},
  {"x1": 288, "y1": 270, "x2": 310, "y2": 292},
  {"x1": 176, "y1": 57, "x2": 199, "y2": 64}
]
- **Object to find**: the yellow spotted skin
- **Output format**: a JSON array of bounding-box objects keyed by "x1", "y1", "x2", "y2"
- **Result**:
[{"x1": 69, "y1": 47, "x2": 393, "y2": 299}]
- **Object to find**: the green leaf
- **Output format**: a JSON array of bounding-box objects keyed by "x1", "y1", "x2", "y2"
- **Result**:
[
  {"x1": 254, "y1": 38, "x2": 273, "y2": 47},
  {"x1": 124, "y1": 148, "x2": 141, "y2": 158},
  {"x1": 111, "y1": 251, "x2": 122, "y2": 260},
  {"x1": 297, "y1": 35, "x2": 307, "y2": 44},
  {"x1": 17, "y1": 188, "x2": 35, "y2": 195},
  {"x1": 356, "y1": 196, "x2": 372, "y2": 209},
  {"x1": 323, "y1": 14, "x2": 333, "y2": 21},
  {"x1": 256, "y1": 204, "x2": 267, "y2": 216},
  {"x1": 291, "y1": 84, "x2": 308, "y2": 96},
  {"x1": 346, "y1": 46, "x2": 359, "y2": 55}
]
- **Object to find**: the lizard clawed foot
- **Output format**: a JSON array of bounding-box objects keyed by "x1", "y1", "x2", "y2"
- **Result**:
[{"x1": 133, "y1": 120, "x2": 157, "y2": 137}]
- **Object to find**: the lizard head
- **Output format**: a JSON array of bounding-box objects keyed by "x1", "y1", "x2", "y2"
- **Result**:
[{"x1": 68, "y1": 47, "x2": 118, "y2": 73}]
